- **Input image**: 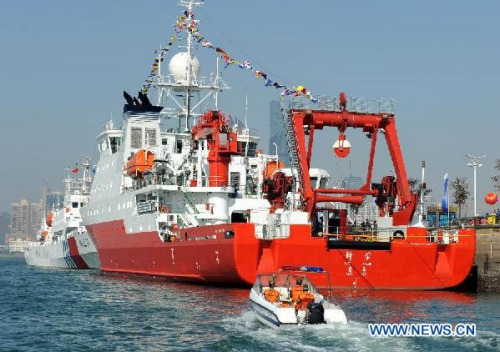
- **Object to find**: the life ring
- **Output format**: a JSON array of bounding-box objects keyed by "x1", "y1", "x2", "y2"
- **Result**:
[{"x1": 160, "y1": 205, "x2": 170, "y2": 213}]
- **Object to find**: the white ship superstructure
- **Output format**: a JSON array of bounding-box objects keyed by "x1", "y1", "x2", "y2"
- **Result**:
[
  {"x1": 82, "y1": 53, "x2": 302, "y2": 242},
  {"x1": 25, "y1": 158, "x2": 100, "y2": 269}
]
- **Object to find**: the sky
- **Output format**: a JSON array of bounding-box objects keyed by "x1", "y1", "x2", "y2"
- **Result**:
[{"x1": 0, "y1": 0, "x2": 498, "y2": 215}]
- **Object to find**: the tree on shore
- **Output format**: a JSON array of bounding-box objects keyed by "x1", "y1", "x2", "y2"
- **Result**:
[
  {"x1": 408, "y1": 178, "x2": 432, "y2": 197},
  {"x1": 451, "y1": 176, "x2": 469, "y2": 218},
  {"x1": 492, "y1": 159, "x2": 500, "y2": 191}
]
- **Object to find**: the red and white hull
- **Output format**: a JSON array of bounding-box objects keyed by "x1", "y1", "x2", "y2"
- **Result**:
[
  {"x1": 86, "y1": 221, "x2": 475, "y2": 290},
  {"x1": 24, "y1": 231, "x2": 100, "y2": 269}
]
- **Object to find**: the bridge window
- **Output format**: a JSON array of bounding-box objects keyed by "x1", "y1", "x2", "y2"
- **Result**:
[
  {"x1": 176, "y1": 139, "x2": 183, "y2": 154},
  {"x1": 219, "y1": 133, "x2": 228, "y2": 147},
  {"x1": 131, "y1": 127, "x2": 142, "y2": 149},
  {"x1": 230, "y1": 172, "x2": 240, "y2": 188},
  {"x1": 247, "y1": 142, "x2": 257, "y2": 157},
  {"x1": 110, "y1": 137, "x2": 121, "y2": 153},
  {"x1": 146, "y1": 128, "x2": 157, "y2": 146},
  {"x1": 231, "y1": 212, "x2": 247, "y2": 223}
]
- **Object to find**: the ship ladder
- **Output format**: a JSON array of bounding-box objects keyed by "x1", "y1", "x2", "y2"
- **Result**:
[
  {"x1": 281, "y1": 102, "x2": 304, "y2": 200},
  {"x1": 180, "y1": 188, "x2": 200, "y2": 214}
]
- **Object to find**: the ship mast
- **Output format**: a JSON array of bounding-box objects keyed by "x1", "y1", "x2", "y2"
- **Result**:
[
  {"x1": 154, "y1": 0, "x2": 229, "y2": 133},
  {"x1": 81, "y1": 157, "x2": 92, "y2": 196},
  {"x1": 182, "y1": 0, "x2": 196, "y2": 131}
]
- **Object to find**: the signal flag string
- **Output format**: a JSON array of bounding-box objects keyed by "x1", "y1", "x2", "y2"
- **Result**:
[{"x1": 141, "y1": 8, "x2": 318, "y2": 103}]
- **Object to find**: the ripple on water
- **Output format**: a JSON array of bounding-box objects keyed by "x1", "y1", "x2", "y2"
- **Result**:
[{"x1": 0, "y1": 258, "x2": 499, "y2": 352}]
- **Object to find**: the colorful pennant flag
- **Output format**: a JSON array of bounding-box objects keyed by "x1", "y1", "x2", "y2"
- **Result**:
[{"x1": 140, "y1": 8, "x2": 319, "y2": 102}]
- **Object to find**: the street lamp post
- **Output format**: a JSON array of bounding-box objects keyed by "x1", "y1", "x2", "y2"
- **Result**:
[
  {"x1": 273, "y1": 142, "x2": 279, "y2": 168},
  {"x1": 466, "y1": 154, "x2": 486, "y2": 217}
]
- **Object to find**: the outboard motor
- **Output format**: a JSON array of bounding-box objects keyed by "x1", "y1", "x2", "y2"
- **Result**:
[{"x1": 307, "y1": 303, "x2": 325, "y2": 324}]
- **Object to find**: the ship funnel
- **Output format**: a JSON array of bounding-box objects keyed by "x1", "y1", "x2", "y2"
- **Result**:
[{"x1": 169, "y1": 52, "x2": 200, "y2": 85}]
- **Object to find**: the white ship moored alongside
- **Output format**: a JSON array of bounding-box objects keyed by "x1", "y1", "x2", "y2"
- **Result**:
[{"x1": 24, "y1": 158, "x2": 100, "y2": 269}]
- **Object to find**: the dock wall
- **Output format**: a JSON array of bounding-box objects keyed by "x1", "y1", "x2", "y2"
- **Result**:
[{"x1": 475, "y1": 227, "x2": 500, "y2": 292}]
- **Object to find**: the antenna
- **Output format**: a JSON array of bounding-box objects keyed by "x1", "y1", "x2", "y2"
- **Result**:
[
  {"x1": 243, "y1": 87, "x2": 251, "y2": 157},
  {"x1": 244, "y1": 87, "x2": 248, "y2": 129},
  {"x1": 179, "y1": 0, "x2": 204, "y2": 131},
  {"x1": 215, "y1": 57, "x2": 220, "y2": 109}
]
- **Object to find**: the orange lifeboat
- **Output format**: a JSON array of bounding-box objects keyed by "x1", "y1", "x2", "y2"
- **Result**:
[
  {"x1": 46, "y1": 213, "x2": 53, "y2": 227},
  {"x1": 265, "y1": 160, "x2": 285, "y2": 179},
  {"x1": 125, "y1": 150, "x2": 155, "y2": 178}
]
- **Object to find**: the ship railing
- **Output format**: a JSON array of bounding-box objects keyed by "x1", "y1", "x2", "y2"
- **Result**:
[
  {"x1": 325, "y1": 227, "x2": 382, "y2": 242},
  {"x1": 179, "y1": 187, "x2": 201, "y2": 214},
  {"x1": 427, "y1": 229, "x2": 460, "y2": 244},
  {"x1": 232, "y1": 125, "x2": 259, "y2": 136},
  {"x1": 156, "y1": 74, "x2": 223, "y2": 89},
  {"x1": 177, "y1": 213, "x2": 198, "y2": 228},
  {"x1": 282, "y1": 95, "x2": 395, "y2": 115},
  {"x1": 325, "y1": 225, "x2": 407, "y2": 242},
  {"x1": 206, "y1": 175, "x2": 232, "y2": 188},
  {"x1": 325, "y1": 227, "x2": 469, "y2": 244}
]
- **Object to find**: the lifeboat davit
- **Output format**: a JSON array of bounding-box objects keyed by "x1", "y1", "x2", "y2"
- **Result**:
[{"x1": 126, "y1": 150, "x2": 155, "y2": 178}]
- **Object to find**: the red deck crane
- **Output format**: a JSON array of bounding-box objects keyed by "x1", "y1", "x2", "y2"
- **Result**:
[
  {"x1": 288, "y1": 93, "x2": 418, "y2": 226},
  {"x1": 191, "y1": 111, "x2": 239, "y2": 187}
]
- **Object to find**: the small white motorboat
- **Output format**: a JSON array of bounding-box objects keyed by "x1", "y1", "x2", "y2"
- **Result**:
[{"x1": 249, "y1": 266, "x2": 347, "y2": 328}]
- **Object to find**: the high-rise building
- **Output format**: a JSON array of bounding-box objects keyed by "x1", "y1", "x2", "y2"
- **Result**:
[
  {"x1": 268, "y1": 100, "x2": 290, "y2": 166},
  {"x1": 0, "y1": 212, "x2": 10, "y2": 245},
  {"x1": 10, "y1": 199, "x2": 43, "y2": 241},
  {"x1": 41, "y1": 186, "x2": 64, "y2": 214},
  {"x1": 341, "y1": 176, "x2": 363, "y2": 190}
]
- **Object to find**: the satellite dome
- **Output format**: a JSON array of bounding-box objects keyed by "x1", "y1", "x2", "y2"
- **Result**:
[{"x1": 168, "y1": 52, "x2": 200, "y2": 84}]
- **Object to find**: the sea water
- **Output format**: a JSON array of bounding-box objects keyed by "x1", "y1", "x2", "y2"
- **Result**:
[{"x1": 1, "y1": 257, "x2": 498, "y2": 351}]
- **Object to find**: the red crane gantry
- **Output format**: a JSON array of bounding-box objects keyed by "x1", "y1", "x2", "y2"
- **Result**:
[{"x1": 289, "y1": 94, "x2": 417, "y2": 226}]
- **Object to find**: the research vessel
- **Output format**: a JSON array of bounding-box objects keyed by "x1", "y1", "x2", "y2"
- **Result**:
[
  {"x1": 81, "y1": 0, "x2": 475, "y2": 289},
  {"x1": 25, "y1": 159, "x2": 100, "y2": 269}
]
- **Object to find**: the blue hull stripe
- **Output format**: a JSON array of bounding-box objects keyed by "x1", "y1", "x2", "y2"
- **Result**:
[
  {"x1": 251, "y1": 301, "x2": 297, "y2": 328},
  {"x1": 63, "y1": 240, "x2": 77, "y2": 268}
]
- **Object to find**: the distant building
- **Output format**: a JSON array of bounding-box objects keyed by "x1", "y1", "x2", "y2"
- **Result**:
[
  {"x1": 10, "y1": 199, "x2": 43, "y2": 241},
  {"x1": 41, "y1": 186, "x2": 64, "y2": 214},
  {"x1": 0, "y1": 212, "x2": 10, "y2": 245},
  {"x1": 341, "y1": 176, "x2": 364, "y2": 190},
  {"x1": 268, "y1": 101, "x2": 290, "y2": 166},
  {"x1": 7, "y1": 238, "x2": 30, "y2": 253}
]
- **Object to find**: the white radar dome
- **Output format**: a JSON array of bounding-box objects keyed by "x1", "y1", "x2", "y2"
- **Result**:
[{"x1": 168, "y1": 52, "x2": 200, "y2": 84}]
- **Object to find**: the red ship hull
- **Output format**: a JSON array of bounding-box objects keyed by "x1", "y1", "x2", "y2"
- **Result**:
[{"x1": 86, "y1": 221, "x2": 475, "y2": 290}]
